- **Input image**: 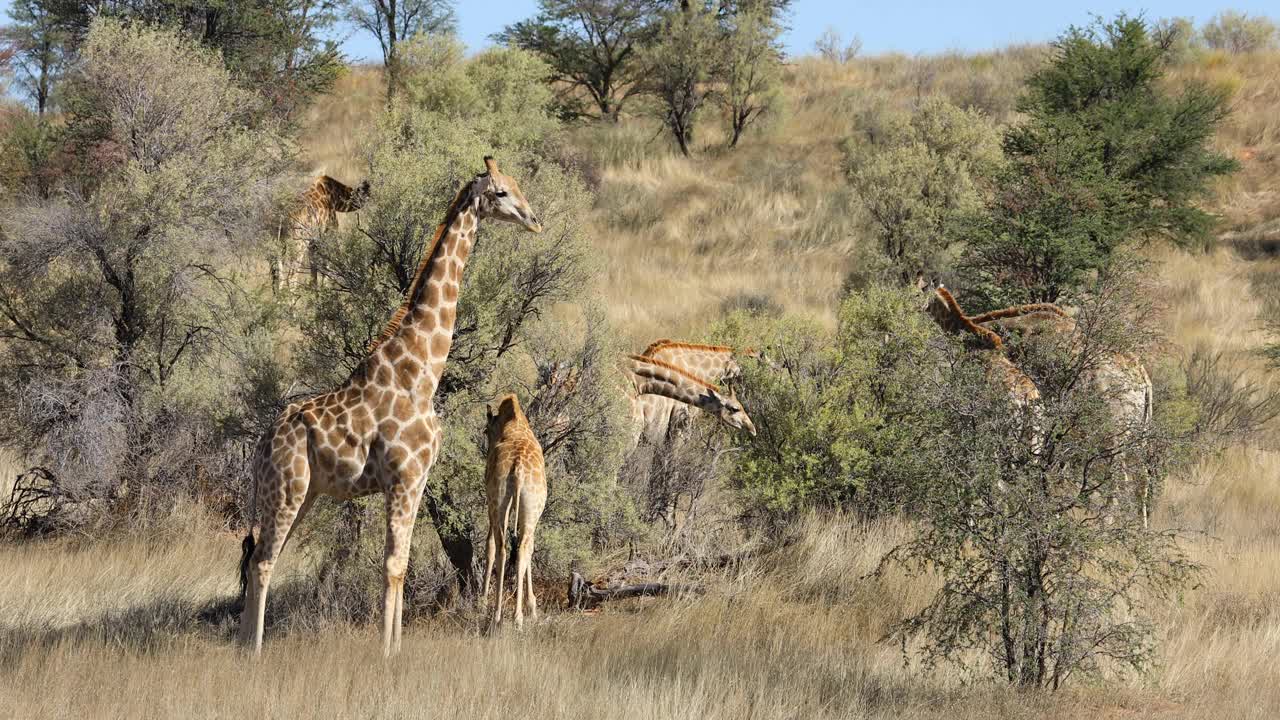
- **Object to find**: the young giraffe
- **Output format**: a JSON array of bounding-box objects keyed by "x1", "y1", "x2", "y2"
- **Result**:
[
  {"x1": 623, "y1": 354, "x2": 757, "y2": 451},
  {"x1": 639, "y1": 340, "x2": 767, "y2": 444},
  {"x1": 238, "y1": 156, "x2": 542, "y2": 656},
  {"x1": 481, "y1": 393, "x2": 547, "y2": 632},
  {"x1": 973, "y1": 303, "x2": 1155, "y2": 526},
  {"x1": 274, "y1": 174, "x2": 372, "y2": 290}
]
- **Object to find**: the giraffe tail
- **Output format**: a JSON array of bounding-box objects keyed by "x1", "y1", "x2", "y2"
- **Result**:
[{"x1": 237, "y1": 532, "x2": 256, "y2": 607}]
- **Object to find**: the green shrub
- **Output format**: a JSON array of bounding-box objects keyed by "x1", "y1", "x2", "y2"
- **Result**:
[{"x1": 720, "y1": 286, "x2": 938, "y2": 530}]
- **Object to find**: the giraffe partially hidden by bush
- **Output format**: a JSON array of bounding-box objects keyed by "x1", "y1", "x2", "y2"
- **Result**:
[
  {"x1": 623, "y1": 354, "x2": 757, "y2": 451},
  {"x1": 637, "y1": 340, "x2": 766, "y2": 445},
  {"x1": 481, "y1": 393, "x2": 547, "y2": 632},
  {"x1": 920, "y1": 283, "x2": 1042, "y2": 418},
  {"x1": 973, "y1": 303, "x2": 1155, "y2": 527},
  {"x1": 273, "y1": 174, "x2": 371, "y2": 291},
  {"x1": 238, "y1": 156, "x2": 543, "y2": 656}
]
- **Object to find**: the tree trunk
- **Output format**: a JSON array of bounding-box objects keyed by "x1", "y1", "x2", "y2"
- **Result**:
[{"x1": 422, "y1": 490, "x2": 475, "y2": 593}]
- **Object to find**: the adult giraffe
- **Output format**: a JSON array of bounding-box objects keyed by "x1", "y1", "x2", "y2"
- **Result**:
[
  {"x1": 274, "y1": 174, "x2": 371, "y2": 290},
  {"x1": 623, "y1": 354, "x2": 757, "y2": 450},
  {"x1": 238, "y1": 156, "x2": 542, "y2": 656},
  {"x1": 972, "y1": 303, "x2": 1155, "y2": 526},
  {"x1": 638, "y1": 339, "x2": 771, "y2": 445}
]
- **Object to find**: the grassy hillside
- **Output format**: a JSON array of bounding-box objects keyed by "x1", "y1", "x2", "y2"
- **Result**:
[{"x1": 2, "y1": 44, "x2": 1279, "y2": 718}]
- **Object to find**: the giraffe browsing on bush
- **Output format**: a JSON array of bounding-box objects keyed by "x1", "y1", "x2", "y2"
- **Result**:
[
  {"x1": 920, "y1": 283, "x2": 1042, "y2": 425},
  {"x1": 637, "y1": 340, "x2": 772, "y2": 446},
  {"x1": 623, "y1": 354, "x2": 756, "y2": 451},
  {"x1": 973, "y1": 303, "x2": 1155, "y2": 527},
  {"x1": 238, "y1": 156, "x2": 543, "y2": 656},
  {"x1": 274, "y1": 174, "x2": 371, "y2": 290},
  {"x1": 481, "y1": 393, "x2": 546, "y2": 632}
]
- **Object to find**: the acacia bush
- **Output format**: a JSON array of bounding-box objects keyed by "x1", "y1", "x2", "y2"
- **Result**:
[
  {"x1": 884, "y1": 271, "x2": 1197, "y2": 688},
  {"x1": 844, "y1": 97, "x2": 1003, "y2": 285},
  {"x1": 722, "y1": 286, "x2": 938, "y2": 531},
  {"x1": 0, "y1": 20, "x2": 293, "y2": 532}
]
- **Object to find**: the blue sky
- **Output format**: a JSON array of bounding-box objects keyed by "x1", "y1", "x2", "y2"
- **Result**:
[{"x1": 2, "y1": 1, "x2": 1277, "y2": 61}]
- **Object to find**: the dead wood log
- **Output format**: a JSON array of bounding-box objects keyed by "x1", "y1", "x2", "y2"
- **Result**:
[{"x1": 566, "y1": 572, "x2": 703, "y2": 611}]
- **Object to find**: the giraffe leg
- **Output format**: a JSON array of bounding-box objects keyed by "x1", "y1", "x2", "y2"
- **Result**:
[
  {"x1": 482, "y1": 512, "x2": 497, "y2": 602},
  {"x1": 382, "y1": 490, "x2": 416, "y2": 658},
  {"x1": 489, "y1": 488, "x2": 516, "y2": 634},
  {"x1": 240, "y1": 461, "x2": 310, "y2": 654},
  {"x1": 514, "y1": 487, "x2": 545, "y2": 630}
]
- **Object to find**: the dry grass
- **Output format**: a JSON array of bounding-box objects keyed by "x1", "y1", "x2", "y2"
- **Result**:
[{"x1": 4, "y1": 45, "x2": 1280, "y2": 718}]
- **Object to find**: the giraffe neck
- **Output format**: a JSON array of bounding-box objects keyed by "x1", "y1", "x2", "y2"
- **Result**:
[
  {"x1": 626, "y1": 356, "x2": 723, "y2": 413},
  {"x1": 368, "y1": 190, "x2": 480, "y2": 396}
]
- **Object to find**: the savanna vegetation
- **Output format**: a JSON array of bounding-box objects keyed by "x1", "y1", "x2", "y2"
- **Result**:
[{"x1": 2, "y1": 3, "x2": 1279, "y2": 717}]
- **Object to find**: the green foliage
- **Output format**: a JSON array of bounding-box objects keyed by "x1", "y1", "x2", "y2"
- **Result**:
[
  {"x1": 19, "y1": 0, "x2": 344, "y2": 121},
  {"x1": 722, "y1": 286, "x2": 937, "y2": 530},
  {"x1": 638, "y1": 4, "x2": 720, "y2": 156},
  {"x1": 4, "y1": 0, "x2": 68, "y2": 114},
  {"x1": 719, "y1": 8, "x2": 784, "y2": 147},
  {"x1": 845, "y1": 97, "x2": 1003, "y2": 284},
  {"x1": 401, "y1": 36, "x2": 558, "y2": 153},
  {"x1": 1201, "y1": 10, "x2": 1278, "y2": 53},
  {"x1": 0, "y1": 20, "x2": 293, "y2": 524},
  {"x1": 961, "y1": 15, "x2": 1237, "y2": 307},
  {"x1": 345, "y1": 0, "x2": 455, "y2": 99},
  {"x1": 0, "y1": 109, "x2": 63, "y2": 197},
  {"x1": 496, "y1": 0, "x2": 660, "y2": 121}
]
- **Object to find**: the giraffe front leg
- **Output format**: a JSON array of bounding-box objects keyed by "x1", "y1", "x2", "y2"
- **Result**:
[{"x1": 381, "y1": 493, "x2": 415, "y2": 658}]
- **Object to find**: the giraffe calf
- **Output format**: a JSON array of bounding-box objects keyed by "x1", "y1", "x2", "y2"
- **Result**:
[{"x1": 482, "y1": 393, "x2": 547, "y2": 631}]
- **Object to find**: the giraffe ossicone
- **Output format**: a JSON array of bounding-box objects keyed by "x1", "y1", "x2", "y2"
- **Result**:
[{"x1": 238, "y1": 155, "x2": 542, "y2": 657}]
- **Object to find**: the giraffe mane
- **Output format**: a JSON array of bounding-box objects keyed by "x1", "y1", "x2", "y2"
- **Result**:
[
  {"x1": 367, "y1": 180, "x2": 473, "y2": 354},
  {"x1": 970, "y1": 303, "x2": 1068, "y2": 324},
  {"x1": 627, "y1": 354, "x2": 722, "y2": 392},
  {"x1": 935, "y1": 287, "x2": 1003, "y2": 350},
  {"x1": 642, "y1": 339, "x2": 736, "y2": 356}
]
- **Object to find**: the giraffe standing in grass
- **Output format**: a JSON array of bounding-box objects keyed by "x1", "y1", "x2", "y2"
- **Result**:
[
  {"x1": 274, "y1": 174, "x2": 371, "y2": 290},
  {"x1": 238, "y1": 156, "x2": 543, "y2": 656},
  {"x1": 973, "y1": 303, "x2": 1155, "y2": 526},
  {"x1": 481, "y1": 393, "x2": 546, "y2": 632}
]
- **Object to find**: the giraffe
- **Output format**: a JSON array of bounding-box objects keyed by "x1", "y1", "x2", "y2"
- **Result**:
[
  {"x1": 237, "y1": 156, "x2": 542, "y2": 656},
  {"x1": 973, "y1": 304, "x2": 1155, "y2": 527},
  {"x1": 636, "y1": 338, "x2": 777, "y2": 450},
  {"x1": 273, "y1": 174, "x2": 372, "y2": 291},
  {"x1": 622, "y1": 353, "x2": 757, "y2": 451},
  {"x1": 921, "y1": 284, "x2": 1042, "y2": 449},
  {"x1": 481, "y1": 393, "x2": 547, "y2": 632}
]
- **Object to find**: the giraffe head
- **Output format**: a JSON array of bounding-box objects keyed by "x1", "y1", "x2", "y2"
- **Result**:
[
  {"x1": 706, "y1": 386, "x2": 756, "y2": 437},
  {"x1": 917, "y1": 276, "x2": 1003, "y2": 350},
  {"x1": 485, "y1": 393, "x2": 527, "y2": 444},
  {"x1": 476, "y1": 156, "x2": 542, "y2": 233}
]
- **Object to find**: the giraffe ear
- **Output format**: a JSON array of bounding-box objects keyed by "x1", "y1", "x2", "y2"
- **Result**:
[{"x1": 483, "y1": 155, "x2": 499, "y2": 175}]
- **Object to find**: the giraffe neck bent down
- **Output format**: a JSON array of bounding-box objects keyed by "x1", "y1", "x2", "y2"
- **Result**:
[
  {"x1": 625, "y1": 356, "x2": 721, "y2": 413},
  {"x1": 363, "y1": 199, "x2": 480, "y2": 399}
]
